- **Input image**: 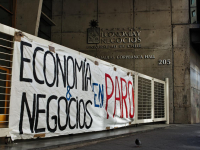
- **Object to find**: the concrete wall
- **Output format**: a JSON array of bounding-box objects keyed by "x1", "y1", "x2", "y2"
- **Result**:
[
  {"x1": 172, "y1": 0, "x2": 191, "y2": 123},
  {"x1": 51, "y1": 0, "x2": 175, "y2": 123},
  {"x1": 0, "y1": 0, "x2": 195, "y2": 124},
  {"x1": 190, "y1": 45, "x2": 200, "y2": 124},
  {"x1": 134, "y1": 0, "x2": 173, "y2": 123},
  {"x1": 16, "y1": 0, "x2": 43, "y2": 36},
  {"x1": 50, "y1": 0, "x2": 195, "y2": 124}
]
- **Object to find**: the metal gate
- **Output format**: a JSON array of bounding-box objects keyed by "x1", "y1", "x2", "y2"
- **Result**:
[
  {"x1": 0, "y1": 30, "x2": 13, "y2": 128},
  {"x1": 133, "y1": 74, "x2": 169, "y2": 124},
  {"x1": 0, "y1": 23, "x2": 169, "y2": 137}
]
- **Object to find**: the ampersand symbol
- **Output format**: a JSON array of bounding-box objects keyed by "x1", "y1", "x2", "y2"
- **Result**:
[{"x1": 66, "y1": 86, "x2": 72, "y2": 101}]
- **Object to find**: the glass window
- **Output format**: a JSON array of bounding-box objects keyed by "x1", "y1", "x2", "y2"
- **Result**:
[
  {"x1": 0, "y1": 0, "x2": 13, "y2": 26},
  {"x1": 42, "y1": 0, "x2": 52, "y2": 19},
  {"x1": 191, "y1": 0, "x2": 195, "y2": 5},
  {"x1": 192, "y1": 10, "x2": 196, "y2": 17},
  {"x1": 38, "y1": 18, "x2": 51, "y2": 41},
  {"x1": 38, "y1": 0, "x2": 53, "y2": 41}
]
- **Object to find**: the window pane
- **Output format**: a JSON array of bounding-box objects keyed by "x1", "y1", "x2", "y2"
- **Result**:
[
  {"x1": 191, "y1": 0, "x2": 195, "y2": 4},
  {"x1": 42, "y1": 0, "x2": 52, "y2": 19},
  {"x1": 192, "y1": 10, "x2": 196, "y2": 17},
  {"x1": 0, "y1": 0, "x2": 13, "y2": 12},
  {"x1": 38, "y1": 18, "x2": 51, "y2": 41},
  {"x1": 0, "y1": 8, "x2": 12, "y2": 26}
]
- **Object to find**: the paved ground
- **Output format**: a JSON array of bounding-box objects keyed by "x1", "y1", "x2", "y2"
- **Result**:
[
  {"x1": 2, "y1": 124, "x2": 200, "y2": 150},
  {"x1": 0, "y1": 124, "x2": 169, "y2": 150},
  {"x1": 44, "y1": 124, "x2": 200, "y2": 150}
]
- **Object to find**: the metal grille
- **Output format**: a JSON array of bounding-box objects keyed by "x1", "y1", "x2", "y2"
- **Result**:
[
  {"x1": 154, "y1": 82, "x2": 165, "y2": 118},
  {"x1": 0, "y1": 32, "x2": 13, "y2": 127},
  {"x1": 138, "y1": 77, "x2": 152, "y2": 119}
]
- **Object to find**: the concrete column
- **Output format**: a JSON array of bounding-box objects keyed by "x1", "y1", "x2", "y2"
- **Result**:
[
  {"x1": 16, "y1": 0, "x2": 43, "y2": 36},
  {"x1": 172, "y1": 0, "x2": 191, "y2": 123}
]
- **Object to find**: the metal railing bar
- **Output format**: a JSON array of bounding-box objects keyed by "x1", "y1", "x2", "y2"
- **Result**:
[
  {"x1": 154, "y1": 95, "x2": 165, "y2": 97},
  {"x1": 0, "y1": 114, "x2": 9, "y2": 115},
  {"x1": 138, "y1": 109, "x2": 151, "y2": 111},
  {"x1": 0, "y1": 79, "x2": 11, "y2": 82},
  {"x1": 0, "y1": 44, "x2": 13, "y2": 50},
  {"x1": 0, "y1": 51, "x2": 13, "y2": 55},
  {"x1": 154, "y1": 103, "x2": 165, "y2": 107},
  {"x1": 0, "y1": 58, "x2": 12, "y2": 62},
  {"x1": 0, "y1": 121, "x2": 8, "y2": 122},
  {"x1": 0, "y1": 93, "x2": 10, "y2": 95},
  {"x1": 0, "y1": 100, "x2": 10, "y2": 101},
  {"x1": 154, "y1": 113, "x2": 165, "y2": 114},
  {"x1": 139, "y1": 81, "x2": 151, "y2": 84},
  {"x1": 155, "y1": 117, "x2": 165, "y2": 119},
  {"x1": 0, "y1": 107, "x2": 9, "y2": 108},
  {"x1": 0, "y1": 72, "x2": 12, "y2": 76},
  {"x1": 0, "y1": 65, "x2": 12, "y2": 68},
  {"x1": 0, "y1": 37, "x2": 13, "y2": 43},
  {"x1": 138, "y1": 117, "x2": 151, "y2": 118},
  {"x1": 138, "y1": 79, "x2": 151, "y2": 82},
  {"x1": 0, "y1": 86, "x2": 11, "y2": 88}
]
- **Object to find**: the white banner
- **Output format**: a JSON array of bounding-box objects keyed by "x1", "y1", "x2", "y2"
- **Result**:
[{"x1": 9, "y1": 37, "x2": 135, "y2": 140}]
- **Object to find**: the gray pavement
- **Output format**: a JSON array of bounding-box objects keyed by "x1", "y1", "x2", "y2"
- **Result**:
[
  {"x1": 0, "y1": 123, "x2": 169, "y2": 150},
  {"x1": 46, "y1": 124, "x2": 200, "y2": 150}
]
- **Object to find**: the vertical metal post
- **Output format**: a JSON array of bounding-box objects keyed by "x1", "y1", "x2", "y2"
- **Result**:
[
  {"x1": 165, "y1": 78, "x2": 169, "y2": 124},
  {"x1": 151, "y1": 78, "x2": 154, "y2": 122},
  {"x1": 35, "y1": 0, "x2": 43, "y2": 36},
  {"x1": 134, "y1": 74, "x2": 138, "y2": 124}
]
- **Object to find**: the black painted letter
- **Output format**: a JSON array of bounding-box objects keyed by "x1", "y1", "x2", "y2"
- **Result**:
[
  {"x1": 33, "y1": 47, "x2": 44, "y2": 84},
  {"x1": 35, "y1": 94, "x2": 46, "y2": 133},
  {"x1": 20, "y1": 41, "x2": 32, "y2": 82},
  {"x1": 47, "y1": 95, "x2": 58, "y2": 132},
  {"x1": 19, "y1": 93, "x2": 36, "y2": 134}
]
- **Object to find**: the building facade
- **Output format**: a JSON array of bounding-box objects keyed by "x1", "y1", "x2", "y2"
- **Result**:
[{"x1": 0, "y1": 0, "x2": 200, "y2": 124}]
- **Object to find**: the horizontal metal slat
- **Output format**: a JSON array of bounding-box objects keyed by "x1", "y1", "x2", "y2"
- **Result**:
[
  {"x1": 0, "y1": 93, "x2": 10, "y2": 95},
  {"x1": 0, "y1": 72, "x2": 12, "y2": 76},
  {"x1": 0, "y1": 65, "x2": 12, "y2": 68},
  {"x1": 0, "y1": 58, "x2": 12, "y2": 62},
  {"x1": 0, "y1": 51, "x2": 13, "y2": 55},
  {"x1": 0, "y1": 86, "x2": 11, "y2": 88},
  {"x1": 0, "y1": 79, "x2": 11, "y2": 82},
  {"x1": 0, "y1": 44, "x2": 13, "y2": 50},
  {"x1": 0, "y1": 37, "x2": 13, "y2": 43}
]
